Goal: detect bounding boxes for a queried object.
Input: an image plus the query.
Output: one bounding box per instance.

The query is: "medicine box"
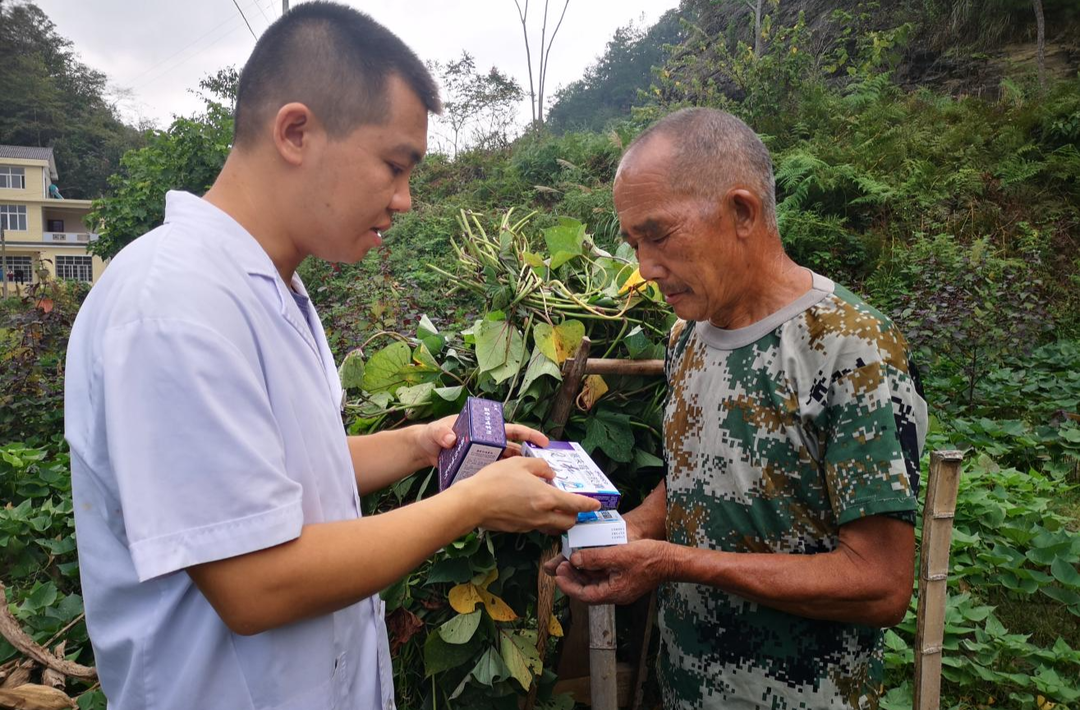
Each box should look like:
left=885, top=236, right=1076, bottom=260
left=561, top=509, right=628, bottom=559
left=438, top=397, right=507, bottom=491
left=521, top=441, right=621, bottom=509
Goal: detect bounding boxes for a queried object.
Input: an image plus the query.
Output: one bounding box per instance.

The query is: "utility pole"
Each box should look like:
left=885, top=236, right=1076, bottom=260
left=1, top=224, right=8, bottom=298
left=282, top=0, right=288, bottom=13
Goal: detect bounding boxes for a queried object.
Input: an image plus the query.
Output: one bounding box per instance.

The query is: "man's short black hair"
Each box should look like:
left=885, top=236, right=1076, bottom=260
left=233, top=1, right=442, bottom=147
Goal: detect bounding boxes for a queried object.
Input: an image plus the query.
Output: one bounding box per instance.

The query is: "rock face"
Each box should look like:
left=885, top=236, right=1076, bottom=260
left=674, top=0, right=1079, bottom=96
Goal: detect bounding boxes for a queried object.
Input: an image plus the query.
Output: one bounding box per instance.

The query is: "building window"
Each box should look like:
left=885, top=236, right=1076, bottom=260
left=1, top=256, right=33, bottom=283
left=55, top=255, right=94, bottom=282
left=0, top=167, right=26, bottom=190
left=0, top=204, right=27, bottom=231
left=47, top=219, right=65, bottom=232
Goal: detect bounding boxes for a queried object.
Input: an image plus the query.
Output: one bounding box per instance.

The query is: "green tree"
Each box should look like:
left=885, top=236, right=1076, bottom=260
left=0, top=0, right=144, bottom=199
left=547, top=10, right=684, bottom=132
left=429, top=52, right=524, bottom=157
left=86, top=70, right=236, bottom=259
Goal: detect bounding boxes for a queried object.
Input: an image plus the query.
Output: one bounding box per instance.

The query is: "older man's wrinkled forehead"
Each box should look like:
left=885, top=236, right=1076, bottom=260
left=614, top=132, right=679, bottom=190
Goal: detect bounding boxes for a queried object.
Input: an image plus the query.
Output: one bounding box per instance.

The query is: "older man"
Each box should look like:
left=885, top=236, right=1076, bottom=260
left=551, top=108, right=927, bottom=709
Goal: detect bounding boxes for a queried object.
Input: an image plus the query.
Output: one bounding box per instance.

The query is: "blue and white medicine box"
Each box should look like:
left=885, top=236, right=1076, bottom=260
left=521, top=441, right=621, bottom=510
left=561, top=509, right=628, bottom=559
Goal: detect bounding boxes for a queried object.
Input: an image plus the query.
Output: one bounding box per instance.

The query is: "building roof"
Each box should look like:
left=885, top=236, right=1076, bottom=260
left=0, top=145, right=58, bottom=180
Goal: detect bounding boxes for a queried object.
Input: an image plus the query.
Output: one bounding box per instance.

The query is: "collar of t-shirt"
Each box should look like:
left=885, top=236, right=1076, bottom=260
left=695, top=271, right=835, bottom=351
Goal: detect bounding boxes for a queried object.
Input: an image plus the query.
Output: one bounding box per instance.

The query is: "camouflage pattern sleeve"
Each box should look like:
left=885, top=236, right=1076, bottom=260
left=813, top=292, right=927, bottom=527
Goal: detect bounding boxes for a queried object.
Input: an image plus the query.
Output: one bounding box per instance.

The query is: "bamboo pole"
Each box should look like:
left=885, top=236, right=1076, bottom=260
left=544, top=347, right=666, bottom=708
left=914, top=450, right=964, bottom=710
left=589, top=604, right=618, bottom=710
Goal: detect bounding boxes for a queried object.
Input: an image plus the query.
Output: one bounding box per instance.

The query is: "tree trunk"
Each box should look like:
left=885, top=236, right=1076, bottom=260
left=754, top=0, right=763, bottom=58
left=1032, top=0, right=1046, bottom=92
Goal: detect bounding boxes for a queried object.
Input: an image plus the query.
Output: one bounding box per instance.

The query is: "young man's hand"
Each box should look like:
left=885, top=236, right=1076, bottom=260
left=455, top=456, right=599, bottom=535
left=413, top=416, right=551, bottom=468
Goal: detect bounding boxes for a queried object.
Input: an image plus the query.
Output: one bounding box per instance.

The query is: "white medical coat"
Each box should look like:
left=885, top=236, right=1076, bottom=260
left=64, top=191, right=394, bottom=710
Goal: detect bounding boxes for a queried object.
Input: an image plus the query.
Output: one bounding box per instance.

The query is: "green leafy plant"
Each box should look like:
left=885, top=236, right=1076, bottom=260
left=340, top=210, right=670, bottom=708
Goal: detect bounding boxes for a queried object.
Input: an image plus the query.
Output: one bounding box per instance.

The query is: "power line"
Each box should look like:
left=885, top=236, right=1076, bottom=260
left=231, top=0, right=258, bottom=40
left=132, top=22, right=246, bottom=92
left=125, top=0, right=266, bottom=88
left=254, top=0, right=272, bottom=27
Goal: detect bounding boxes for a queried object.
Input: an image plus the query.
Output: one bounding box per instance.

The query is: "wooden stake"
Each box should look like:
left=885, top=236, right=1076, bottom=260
left=548, top=337, right=592, bottom=440
left=914, top=450, right=964, bottom=710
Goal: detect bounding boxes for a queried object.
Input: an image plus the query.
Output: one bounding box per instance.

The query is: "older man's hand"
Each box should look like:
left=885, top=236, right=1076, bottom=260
left=552, top=539, right=673, bottom=605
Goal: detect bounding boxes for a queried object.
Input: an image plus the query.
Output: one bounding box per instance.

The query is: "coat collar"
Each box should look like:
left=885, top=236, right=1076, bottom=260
left=163, top=191, right=343, bottom=410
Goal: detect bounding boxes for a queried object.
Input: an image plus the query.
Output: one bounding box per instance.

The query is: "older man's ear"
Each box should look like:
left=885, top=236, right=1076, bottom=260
left=727, top=188, right=763, bottom=238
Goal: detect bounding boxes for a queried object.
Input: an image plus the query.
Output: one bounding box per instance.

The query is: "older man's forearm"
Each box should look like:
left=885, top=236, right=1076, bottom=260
left=623, top=480, right=669, bottom=541
left=662, top=515, right=915, bottom=627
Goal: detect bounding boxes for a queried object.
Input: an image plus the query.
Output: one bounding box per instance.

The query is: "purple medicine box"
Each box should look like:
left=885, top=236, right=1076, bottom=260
left=438, top=397, right=507, bottom=490
left=521, top=441, right=621, bottom=509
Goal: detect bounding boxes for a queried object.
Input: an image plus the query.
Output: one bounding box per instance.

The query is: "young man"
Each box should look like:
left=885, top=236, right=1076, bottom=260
left=64, top=5, right=597, bottom=710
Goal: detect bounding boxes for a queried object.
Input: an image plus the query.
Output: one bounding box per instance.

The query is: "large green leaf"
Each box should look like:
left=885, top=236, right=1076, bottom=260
left=519, top=347, right=562, bottom=395
left=338, top=350, right=366, bottom=390
left=470, top=646, right=512, bottom=687
left=1040, top=585, right=1080, bottom=606
left=424, top=632, right=478, bottom=677
left=475, top=319, right=525, bottom=384
left=582, top=409, right=635, bottom=462
left=434, top=385, right=466, bottom=402
left=632, top=448, right=665, bottom=470
left=425, top=557, right=473, bottom=585
left=1051, top=557, right=1080, bottom=588
left=362, top=342, right=410, bottom=393
left=499, top=629, right=541, bottom=691
left=542, top=219, right=585, bottom=269
left=20, top=582, right=58, bottom=613
left=398, top=382, right=435, bottom=408
left=439, top=610, right=482, bottom=645
left=418, top=314, right=439, bottom=339
left=362, top=341, right=441, bottom=394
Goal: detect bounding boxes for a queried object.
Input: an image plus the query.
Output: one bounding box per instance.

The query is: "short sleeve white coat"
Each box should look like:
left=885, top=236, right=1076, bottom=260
left=65, top=191, right=395, bottom=710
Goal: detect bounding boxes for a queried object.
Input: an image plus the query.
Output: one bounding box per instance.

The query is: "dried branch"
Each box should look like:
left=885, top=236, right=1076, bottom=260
left=0, top=583, right=96, bottom=681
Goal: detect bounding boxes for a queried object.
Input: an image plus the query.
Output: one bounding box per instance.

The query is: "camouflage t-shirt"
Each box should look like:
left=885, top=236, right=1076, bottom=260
left=658, top=271, right=927, bottom=710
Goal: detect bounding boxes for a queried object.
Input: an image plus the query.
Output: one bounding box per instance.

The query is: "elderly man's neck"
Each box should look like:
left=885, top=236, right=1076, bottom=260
left=708, top=252, right=812, bottom=330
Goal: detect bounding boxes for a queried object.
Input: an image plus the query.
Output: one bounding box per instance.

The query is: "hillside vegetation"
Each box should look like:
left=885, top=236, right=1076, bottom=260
left=2, top=1, right=1079, bottom=708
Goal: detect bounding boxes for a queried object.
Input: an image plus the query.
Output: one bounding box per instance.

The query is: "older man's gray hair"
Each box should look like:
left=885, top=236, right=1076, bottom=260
left=625, top=108, right=778, bottom=230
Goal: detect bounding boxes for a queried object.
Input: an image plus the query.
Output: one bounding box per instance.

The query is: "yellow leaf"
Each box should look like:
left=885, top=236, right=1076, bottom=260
left=577, top=374, right=608, bottom=411
left=474, top=568, right=498, bottom=589
left=618, top=267, right=649, bottom=295
left=450, top=569, right=518, bottom=620
left=547, top=615, right=564, bottom=638
left=448, top=582, right=484, bottom=614
left=479, top=588, right=519, bottom=621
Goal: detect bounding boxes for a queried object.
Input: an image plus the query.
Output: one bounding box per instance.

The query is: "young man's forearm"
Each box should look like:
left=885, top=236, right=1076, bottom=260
left=348, top=428, right=428, bottom=495
left=189, top=480, right=482, bottom=635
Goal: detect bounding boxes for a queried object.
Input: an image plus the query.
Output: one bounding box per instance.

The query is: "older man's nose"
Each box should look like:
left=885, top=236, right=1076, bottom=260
left=637, top=251, right=667, bottom=281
